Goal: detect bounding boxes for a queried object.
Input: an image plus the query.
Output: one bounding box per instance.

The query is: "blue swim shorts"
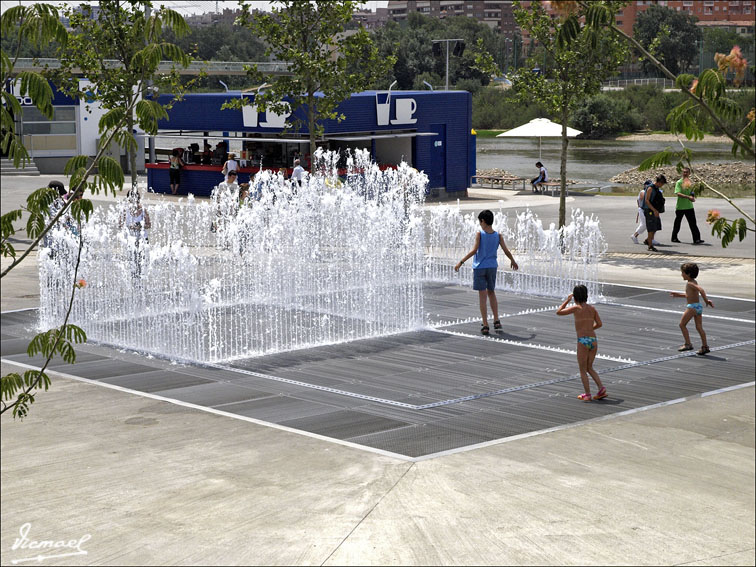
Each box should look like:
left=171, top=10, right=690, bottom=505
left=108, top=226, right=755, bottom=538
left=473, top=267, right=497, bottom=291
left=686, top=302, right=703, bottom=315
left=577, top=336, right=597, bottom=350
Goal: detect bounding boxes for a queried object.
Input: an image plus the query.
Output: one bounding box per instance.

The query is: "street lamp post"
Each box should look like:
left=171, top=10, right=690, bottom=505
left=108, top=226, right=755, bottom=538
left=504, top=37, right=512, bottom=75
left=432, top=38, right=465, bottom=90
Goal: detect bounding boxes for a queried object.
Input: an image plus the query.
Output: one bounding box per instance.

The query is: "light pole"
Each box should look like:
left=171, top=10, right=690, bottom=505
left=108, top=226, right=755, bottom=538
left=504, top=37, right=512, bottom=75
left=432, top=38, right=465, bottom=90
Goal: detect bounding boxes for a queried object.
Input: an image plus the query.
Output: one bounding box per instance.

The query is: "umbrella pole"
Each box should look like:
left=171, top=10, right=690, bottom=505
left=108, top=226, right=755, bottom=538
left=539, top=137, right=542, bottom=160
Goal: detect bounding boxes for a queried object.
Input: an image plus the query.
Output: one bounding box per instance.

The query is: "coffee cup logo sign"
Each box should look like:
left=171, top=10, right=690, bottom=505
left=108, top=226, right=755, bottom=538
left=241, top=98, right=291, bottom=129
left=375, top=92, right=417, bottom=126
left=4, top=79, right=33, bottom=106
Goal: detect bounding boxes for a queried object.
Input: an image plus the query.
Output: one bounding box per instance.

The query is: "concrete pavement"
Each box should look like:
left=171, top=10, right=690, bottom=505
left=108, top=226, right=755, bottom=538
left=1, top=175, right=754, bottom=565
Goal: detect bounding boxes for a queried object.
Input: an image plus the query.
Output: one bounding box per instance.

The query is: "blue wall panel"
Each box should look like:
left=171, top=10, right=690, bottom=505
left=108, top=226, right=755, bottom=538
left=154, top=90, right=472, bottom=193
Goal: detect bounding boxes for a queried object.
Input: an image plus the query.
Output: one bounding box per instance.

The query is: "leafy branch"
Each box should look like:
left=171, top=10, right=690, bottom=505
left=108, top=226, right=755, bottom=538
left=1, top=231, right=86, bottom=418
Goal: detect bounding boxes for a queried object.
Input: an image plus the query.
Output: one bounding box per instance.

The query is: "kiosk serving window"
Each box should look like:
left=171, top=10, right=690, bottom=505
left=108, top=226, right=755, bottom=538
left=21, top=106, right=77, bottom=154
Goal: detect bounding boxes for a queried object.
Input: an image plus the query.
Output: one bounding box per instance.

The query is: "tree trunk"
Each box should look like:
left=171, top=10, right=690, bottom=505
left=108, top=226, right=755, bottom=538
left=127, top=114, right=138, bottom=191
left=308, top=94, right=316, bottom=173
left=559, top=106, right=569, bottom=229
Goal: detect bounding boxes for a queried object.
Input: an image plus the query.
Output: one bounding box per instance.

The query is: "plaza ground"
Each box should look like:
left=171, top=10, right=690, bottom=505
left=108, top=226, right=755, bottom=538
left=1, top=176, right=754, bottom=565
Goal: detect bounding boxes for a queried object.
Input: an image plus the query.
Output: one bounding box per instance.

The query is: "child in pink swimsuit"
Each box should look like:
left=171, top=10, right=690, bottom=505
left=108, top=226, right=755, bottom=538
left=556, top=285, right=607, bottom=402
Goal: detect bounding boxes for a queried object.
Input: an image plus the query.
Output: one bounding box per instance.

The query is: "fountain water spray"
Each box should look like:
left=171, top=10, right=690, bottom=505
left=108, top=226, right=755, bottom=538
left=425, top=204, right=606, bottom=299
left=39, top=152, right=606, bottom=363
left=40, top=149, right=427, bottom=362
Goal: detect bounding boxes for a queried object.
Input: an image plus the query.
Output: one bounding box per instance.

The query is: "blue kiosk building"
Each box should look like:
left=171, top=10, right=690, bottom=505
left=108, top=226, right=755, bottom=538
left=146, top=89, right=475, bottom=197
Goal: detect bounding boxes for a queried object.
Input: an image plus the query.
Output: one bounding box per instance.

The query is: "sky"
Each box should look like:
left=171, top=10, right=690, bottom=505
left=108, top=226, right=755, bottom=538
left=0, top=1, right=389, bottom=16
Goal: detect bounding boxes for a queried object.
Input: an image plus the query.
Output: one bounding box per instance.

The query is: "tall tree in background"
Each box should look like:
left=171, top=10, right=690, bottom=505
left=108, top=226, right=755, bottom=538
left=370, top=12, right=506, bottom=91
left=53, top=0, right=190, bottom=189
left=513, top=0, right=628, bottom=229
left=235, top=0, right=394, bottom=167
left=634, top=5, right=701, bottom=76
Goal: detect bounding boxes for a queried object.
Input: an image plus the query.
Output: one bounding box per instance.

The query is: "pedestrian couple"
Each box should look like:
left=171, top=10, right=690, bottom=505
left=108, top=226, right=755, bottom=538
left=631, top=167, right=704, bottom=251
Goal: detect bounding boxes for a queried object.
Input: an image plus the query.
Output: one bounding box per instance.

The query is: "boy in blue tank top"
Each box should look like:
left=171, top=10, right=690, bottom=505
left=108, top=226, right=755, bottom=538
left=454, top=210, right=519, bottom=335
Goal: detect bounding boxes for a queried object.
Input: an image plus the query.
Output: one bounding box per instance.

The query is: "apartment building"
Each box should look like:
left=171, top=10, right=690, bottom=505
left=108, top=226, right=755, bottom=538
left=384, top=1, right=753, bottom=37
left=385, top=1, right=517, bottom=35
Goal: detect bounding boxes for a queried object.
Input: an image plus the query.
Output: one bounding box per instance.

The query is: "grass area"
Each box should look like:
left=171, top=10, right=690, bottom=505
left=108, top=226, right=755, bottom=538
left=474, top=129, right=505, bottom=138
left=594, top=182, right=755, bottom=198
left=698, top=182, right=755, bottom=199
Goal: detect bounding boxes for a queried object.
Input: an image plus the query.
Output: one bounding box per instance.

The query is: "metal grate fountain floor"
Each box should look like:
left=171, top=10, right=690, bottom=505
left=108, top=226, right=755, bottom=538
left=2, top=282, right=754, bottom=460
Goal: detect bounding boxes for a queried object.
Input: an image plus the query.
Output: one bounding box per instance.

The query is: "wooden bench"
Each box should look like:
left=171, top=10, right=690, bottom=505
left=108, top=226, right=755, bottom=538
left=537, top=181, right=564, bottom=197
left=472, top=175, right=527, bottom=191
left=501, top=176, right=527, bottom=191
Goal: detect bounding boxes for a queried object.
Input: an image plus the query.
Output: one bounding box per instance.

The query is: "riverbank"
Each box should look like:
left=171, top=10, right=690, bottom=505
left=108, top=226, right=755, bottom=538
left=614, top=132, right=740, bottom=143
left=610, top=161, right=755, bottom=187
left=476, top=129, right=748, bottom=144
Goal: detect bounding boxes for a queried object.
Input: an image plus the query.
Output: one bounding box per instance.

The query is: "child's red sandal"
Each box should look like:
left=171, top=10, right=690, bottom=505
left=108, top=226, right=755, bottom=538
left=577, top=393, right=592, bottom=402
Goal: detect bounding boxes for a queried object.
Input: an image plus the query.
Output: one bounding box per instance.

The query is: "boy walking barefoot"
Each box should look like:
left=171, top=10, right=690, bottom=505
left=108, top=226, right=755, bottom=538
left=556, top=285, right=607, bottom=402
left=670, top=262, right=714, bottom=355
left=454, top=210, right=518, bottom=335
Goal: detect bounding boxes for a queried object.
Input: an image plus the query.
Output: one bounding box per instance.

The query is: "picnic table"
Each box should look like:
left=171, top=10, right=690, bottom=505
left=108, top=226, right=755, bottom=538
left=538, top=181, right=563, bottom=196
left=472, top=175, right=528, bottom=191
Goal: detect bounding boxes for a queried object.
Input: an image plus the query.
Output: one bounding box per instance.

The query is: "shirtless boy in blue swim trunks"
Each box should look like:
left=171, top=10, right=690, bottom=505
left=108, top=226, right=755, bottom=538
left=669, top=262, right=714, bottom=355
left=557, top=285, right=607, bottom=402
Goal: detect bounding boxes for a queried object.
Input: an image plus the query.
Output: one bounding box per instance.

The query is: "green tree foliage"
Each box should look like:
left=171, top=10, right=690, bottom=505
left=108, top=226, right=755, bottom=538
left=162, top=21, right=267, bottom=90
left=703, top=28, right=755, bottom=63
left=512, top=0, right=628, bottom=228
left=370, top=12, right=506, bottom=91
left=472, top=87, right=551, bottom=129
left=234, top=0, right=394, bottom=168
left=634, top=5, right=701, bottom=76
left=52, top=0, right=190, bottom=190
left=1, top=4, right=67, bottom=169
left=1, top=2, right=192, bottom=419
left=570, top=94, right=642, bottom=138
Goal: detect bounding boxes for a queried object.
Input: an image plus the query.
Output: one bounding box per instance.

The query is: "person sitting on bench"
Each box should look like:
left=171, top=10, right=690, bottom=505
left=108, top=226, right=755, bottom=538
left=531, top=161, right=548, bottom=193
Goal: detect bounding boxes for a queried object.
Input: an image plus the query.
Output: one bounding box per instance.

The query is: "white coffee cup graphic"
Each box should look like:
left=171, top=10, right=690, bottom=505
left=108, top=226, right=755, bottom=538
left=260, top=104, right=290, bottom=128
left=375, top=91, right=391, bottom=126
left=242, top=103, right=258, bottom=127
left=393, top=98, right=417, bottom=124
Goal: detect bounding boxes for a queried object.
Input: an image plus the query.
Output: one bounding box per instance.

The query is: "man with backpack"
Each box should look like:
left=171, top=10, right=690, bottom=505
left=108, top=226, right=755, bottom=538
left=643, top=174, right=667, bottom=252
left=631, top=179, right=660, bottom=246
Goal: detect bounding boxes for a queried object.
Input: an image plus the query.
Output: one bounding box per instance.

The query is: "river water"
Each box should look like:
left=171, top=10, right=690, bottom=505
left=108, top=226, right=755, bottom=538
left=475, top=137, right=739, bottom=186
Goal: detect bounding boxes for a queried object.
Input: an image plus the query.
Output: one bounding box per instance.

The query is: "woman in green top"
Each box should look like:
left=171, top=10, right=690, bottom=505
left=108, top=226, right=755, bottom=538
left=671, top=167, right=704, bottom=244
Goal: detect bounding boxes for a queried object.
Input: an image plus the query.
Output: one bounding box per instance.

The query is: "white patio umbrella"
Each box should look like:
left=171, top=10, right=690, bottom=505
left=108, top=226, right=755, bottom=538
left=496, top=118, right=582, bottom=160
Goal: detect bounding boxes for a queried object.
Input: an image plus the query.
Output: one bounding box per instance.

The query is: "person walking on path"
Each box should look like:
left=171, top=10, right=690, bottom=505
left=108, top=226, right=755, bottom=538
left=643, top=174, right=667, bottom=252
left=670, top=262, right=714, bottom=355
left=169, top=149, right=185, bottom=195
left=454, top=209, right=519, bottom=335
left=556, top=284, right=607, bottom=402
left=671, top=167, right=704, bottom=244
left=631, top=180, right=659, bottom=246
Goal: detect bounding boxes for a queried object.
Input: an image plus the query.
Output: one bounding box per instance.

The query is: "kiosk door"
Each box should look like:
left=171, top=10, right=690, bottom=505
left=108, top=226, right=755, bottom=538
left=428, top=124, right=446, bottom=188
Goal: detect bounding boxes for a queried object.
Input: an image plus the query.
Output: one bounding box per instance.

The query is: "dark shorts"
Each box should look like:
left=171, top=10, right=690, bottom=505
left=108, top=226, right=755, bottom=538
left=473, top=267, right=497, bottom=291
left=645, top=210, right=662, bottom=232
left=169, top=168, right=181, bottom=184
